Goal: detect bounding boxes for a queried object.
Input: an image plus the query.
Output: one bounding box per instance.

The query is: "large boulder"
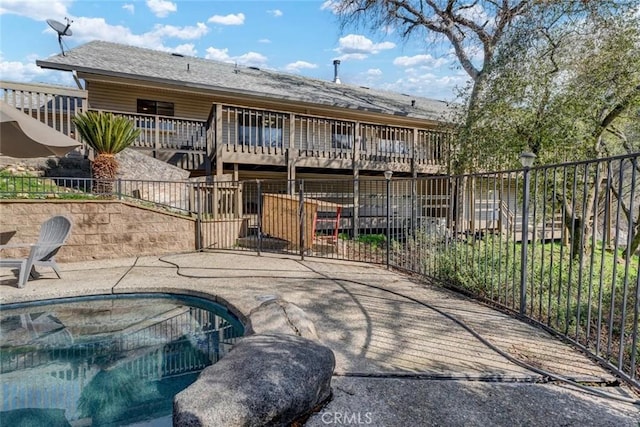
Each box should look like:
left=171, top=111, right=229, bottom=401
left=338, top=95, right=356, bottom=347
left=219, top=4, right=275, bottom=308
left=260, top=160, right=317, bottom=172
left=173, top=333, right=335, bottom=426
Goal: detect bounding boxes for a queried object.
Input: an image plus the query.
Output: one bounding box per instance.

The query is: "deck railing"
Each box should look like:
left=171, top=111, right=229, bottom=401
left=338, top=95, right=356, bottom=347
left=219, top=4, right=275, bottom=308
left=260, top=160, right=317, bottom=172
left=0, top=80, right=87, bottom=155
left=0, top=80, right=450, bottom=171
left=91, top=109, right=207, bottom=152
left=219, top=105, right=289, bottom=156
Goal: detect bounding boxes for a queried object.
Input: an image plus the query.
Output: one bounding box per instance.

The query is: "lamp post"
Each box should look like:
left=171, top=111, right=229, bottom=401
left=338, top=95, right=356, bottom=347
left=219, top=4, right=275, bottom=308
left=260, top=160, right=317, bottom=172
left=384, top=170, right=393, bottom=269
left=519, top=151, right=535, bottom=315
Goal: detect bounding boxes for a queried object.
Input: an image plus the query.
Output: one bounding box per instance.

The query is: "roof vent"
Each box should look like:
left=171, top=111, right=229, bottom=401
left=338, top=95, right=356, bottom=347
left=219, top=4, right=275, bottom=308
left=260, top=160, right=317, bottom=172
left=248, top=66, right=260, bottom=71
left=333, top=59, right=341, bottom=84
left=171, top=53, right=184, bottom=57
left=411, top=100, right=416, bottom=107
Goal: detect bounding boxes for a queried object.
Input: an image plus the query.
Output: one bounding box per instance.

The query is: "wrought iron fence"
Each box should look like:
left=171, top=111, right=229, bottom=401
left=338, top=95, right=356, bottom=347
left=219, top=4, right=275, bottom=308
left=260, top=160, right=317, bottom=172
left=0, top=175, right=235, bottom=218
left=384, top=154, right=639, bottom=388
left=1, top=152, right=638, bottom=388
left=221, top=154, right=640, bottom=388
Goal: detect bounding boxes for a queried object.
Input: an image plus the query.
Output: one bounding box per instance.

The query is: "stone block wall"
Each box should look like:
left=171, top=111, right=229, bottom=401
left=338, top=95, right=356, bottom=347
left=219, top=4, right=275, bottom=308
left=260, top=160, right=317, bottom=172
left=0, top=201, right=196, bottom=262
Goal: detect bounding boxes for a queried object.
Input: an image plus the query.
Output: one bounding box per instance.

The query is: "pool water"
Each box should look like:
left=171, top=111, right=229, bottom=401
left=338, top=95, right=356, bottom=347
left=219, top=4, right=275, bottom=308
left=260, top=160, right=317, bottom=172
left=0, top=294, right=244, bottom=427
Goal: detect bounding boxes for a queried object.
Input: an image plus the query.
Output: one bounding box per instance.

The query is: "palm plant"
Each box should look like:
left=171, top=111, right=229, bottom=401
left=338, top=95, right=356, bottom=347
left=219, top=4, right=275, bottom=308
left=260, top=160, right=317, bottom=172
left=72, top=111, right=140, bottom=194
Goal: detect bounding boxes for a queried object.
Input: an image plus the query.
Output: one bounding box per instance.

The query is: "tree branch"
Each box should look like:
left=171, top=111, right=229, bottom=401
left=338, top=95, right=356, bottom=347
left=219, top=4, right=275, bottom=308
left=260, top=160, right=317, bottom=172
left=594, top=84, right=640, bottom=140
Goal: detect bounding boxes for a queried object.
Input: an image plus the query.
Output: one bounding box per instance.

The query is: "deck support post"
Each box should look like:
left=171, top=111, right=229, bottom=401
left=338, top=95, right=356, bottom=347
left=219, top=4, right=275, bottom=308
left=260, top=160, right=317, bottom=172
left=352, top=123, right=361, bottom=239
left=214, top=103, right=224, bottom=177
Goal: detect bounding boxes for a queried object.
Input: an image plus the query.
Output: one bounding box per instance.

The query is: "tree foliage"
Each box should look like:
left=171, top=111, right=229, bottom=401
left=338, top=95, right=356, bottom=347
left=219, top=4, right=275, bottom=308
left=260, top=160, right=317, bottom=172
left=332, top=0, right=639, bottom=171
left=467, top=7, right=640, bottom=170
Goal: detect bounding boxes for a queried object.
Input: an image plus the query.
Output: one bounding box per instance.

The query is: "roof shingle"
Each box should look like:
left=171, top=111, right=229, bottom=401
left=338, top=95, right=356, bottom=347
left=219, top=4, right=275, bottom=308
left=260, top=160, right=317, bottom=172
left=37, top=40, right=452, bottom=122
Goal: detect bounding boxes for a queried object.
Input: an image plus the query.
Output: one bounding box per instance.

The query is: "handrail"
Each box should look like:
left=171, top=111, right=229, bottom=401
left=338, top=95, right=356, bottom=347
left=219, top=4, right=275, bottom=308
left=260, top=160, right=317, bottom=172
left=499, top=200, right=515, bottom=233
left=90, top=107, right=206, bottom=124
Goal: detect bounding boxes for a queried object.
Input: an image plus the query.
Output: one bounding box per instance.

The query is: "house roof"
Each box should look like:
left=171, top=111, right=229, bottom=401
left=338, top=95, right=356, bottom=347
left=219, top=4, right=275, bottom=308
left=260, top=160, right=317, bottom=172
left=37, top=41, right=453, bottom=123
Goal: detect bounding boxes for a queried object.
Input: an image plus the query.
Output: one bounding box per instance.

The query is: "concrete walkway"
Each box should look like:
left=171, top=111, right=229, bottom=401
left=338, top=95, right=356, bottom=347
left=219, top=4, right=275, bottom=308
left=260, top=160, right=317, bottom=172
left=1, top=250, right=639, bottom=426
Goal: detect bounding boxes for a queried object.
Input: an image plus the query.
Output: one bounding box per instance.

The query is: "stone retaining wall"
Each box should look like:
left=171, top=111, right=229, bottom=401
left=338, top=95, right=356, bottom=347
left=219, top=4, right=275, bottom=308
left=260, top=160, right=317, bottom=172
left=0, top=200, right=196, bottom=262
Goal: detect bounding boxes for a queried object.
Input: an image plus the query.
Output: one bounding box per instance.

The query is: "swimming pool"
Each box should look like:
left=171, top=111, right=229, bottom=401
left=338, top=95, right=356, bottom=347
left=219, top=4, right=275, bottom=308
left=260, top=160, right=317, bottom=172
left=0, top=293, right=244, bottom=426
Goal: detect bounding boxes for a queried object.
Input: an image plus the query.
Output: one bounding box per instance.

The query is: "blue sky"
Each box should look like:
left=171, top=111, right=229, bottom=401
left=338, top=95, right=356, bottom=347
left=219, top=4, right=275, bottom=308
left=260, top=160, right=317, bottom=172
left=0, top=0, right=469, bottom=101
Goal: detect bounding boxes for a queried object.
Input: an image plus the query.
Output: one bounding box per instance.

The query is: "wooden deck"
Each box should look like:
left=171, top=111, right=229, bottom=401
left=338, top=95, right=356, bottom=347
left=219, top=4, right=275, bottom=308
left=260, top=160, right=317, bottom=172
left=0, top=80, right=451, bottom=176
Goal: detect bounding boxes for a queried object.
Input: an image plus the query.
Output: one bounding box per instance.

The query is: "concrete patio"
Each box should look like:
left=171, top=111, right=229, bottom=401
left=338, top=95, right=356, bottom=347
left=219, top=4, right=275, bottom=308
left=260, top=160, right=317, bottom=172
left=1, top=250, right=639, bottom=426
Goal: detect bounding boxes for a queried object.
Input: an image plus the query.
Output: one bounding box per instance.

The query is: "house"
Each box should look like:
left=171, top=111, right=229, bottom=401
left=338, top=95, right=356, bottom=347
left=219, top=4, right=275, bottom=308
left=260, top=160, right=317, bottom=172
left=31, top=40, right=453, bottom=183
left=1, top=41, right=467, bottom=249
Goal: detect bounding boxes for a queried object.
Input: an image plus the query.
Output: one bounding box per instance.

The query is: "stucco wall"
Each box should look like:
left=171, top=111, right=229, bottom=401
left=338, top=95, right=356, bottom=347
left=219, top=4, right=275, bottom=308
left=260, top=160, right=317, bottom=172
left=0, top=200, right=196, bottom=262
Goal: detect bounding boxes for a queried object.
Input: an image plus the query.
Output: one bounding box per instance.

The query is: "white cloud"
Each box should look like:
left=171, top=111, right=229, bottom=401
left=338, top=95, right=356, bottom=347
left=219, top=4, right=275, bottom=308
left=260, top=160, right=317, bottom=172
left=366, top=68, right=383, bottom=76
left=172, top=43, right=197, bottom=56
left=150, top=22, right=208, bottom=40
left=60, top=17, right=135, bottom=44
left=320, top=0, right=356, bottom=14
left=258, top=38, right=271, bottom=44
left=207, top=13, right=245, bottom=26
left=268, top=9, right=283, bottom=18
left=122, top=4, right=135, bottom=14
left=335, top=34, right=395, bottom=58
left=382, top=68, right=469, bottom=101
left=284, top=61, right=317, bottom=73
left=146, top=0, right=176, bottom=18
left=320, top=1, right=339, bottom=12
left=234, top=52, right=268, bottom=67
left=204, top=47, right=231, bottom=62
left=61, top=17, right=206, bottom=54
left=0, top=0, right=70, bottom=20
left=393, top=54, right=449, bottom=69
left=0, top=53, right=74, bottom=85
left=204, top=47, right=267, bottom=68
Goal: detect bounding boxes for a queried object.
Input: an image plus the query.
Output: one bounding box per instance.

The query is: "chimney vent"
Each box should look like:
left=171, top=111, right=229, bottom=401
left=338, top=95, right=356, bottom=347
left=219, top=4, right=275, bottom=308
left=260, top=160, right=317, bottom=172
left=333, top=59, right=341, bottom=84
left=411, top=99, right=416, bottom=107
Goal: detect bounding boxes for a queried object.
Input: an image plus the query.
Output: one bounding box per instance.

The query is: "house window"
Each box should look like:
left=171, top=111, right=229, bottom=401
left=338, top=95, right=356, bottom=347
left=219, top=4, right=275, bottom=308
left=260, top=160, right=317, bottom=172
left=331, top=122, right=354, bottom=150
left=137, top=99, right=174, bottom=116
left=238, top=111, right=283, bottom=147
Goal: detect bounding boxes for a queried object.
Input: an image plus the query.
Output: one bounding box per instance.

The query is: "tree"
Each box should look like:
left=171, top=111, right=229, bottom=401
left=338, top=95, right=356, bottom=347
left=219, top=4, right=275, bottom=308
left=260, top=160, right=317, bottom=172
left=332, top=0, right=635, bottom=171
left=73, top=111, right=140, bottom=194
left=474, top=9, right=640, bottom=258
left=334, top=1, right=639, bottom=257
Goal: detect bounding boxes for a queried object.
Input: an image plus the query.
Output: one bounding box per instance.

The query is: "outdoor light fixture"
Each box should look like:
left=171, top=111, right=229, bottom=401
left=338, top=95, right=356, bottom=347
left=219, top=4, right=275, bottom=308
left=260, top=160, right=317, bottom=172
left=519, top=151, right=536, bottom=168
left=384, top=170, right=393, bottom=180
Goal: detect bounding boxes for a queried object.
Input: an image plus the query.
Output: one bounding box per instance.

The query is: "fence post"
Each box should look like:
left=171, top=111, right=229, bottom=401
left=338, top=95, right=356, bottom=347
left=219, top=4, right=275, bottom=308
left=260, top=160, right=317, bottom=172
left=116, top=178, right=122, bottom=200
left=519, top=152, right=536, bottom=315
left=256, top=180, right=262, bottom=256
left=385, top=171, right=393, bottom=269
left=195, top=182, right=202, bottom=251
left=299, top=180, right=305, bottom=261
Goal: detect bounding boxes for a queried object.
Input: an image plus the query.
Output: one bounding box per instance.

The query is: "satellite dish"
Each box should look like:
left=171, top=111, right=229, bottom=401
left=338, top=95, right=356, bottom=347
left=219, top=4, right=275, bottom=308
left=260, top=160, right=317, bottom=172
left=47, top=17, right=73, bottom=56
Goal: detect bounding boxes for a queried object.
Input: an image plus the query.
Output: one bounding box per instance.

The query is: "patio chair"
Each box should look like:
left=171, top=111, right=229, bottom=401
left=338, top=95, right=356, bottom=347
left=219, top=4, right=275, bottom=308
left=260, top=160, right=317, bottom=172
left=0, top=215, right=73, bottom=288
